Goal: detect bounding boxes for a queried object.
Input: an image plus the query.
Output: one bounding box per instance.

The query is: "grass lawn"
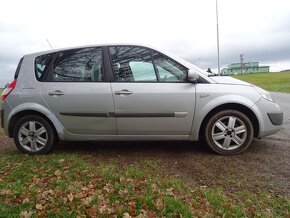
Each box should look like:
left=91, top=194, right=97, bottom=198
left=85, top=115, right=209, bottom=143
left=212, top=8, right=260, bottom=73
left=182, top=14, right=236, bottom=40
left=0, top=147, right=289, bottom=217
left=231, top=72, right=290, bottom=93
left=0, top=89, right=3, bottom=95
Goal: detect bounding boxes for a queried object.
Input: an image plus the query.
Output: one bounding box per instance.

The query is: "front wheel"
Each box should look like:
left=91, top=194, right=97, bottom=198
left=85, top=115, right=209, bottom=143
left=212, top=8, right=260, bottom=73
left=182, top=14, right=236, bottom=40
left=205, top=110, right=254, bottom=155
left=13, top=115, right=57, bottom=154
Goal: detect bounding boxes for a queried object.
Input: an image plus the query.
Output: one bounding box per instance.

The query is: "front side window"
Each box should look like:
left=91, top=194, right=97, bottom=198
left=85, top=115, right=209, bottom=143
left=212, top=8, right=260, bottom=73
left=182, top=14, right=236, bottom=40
left=51, top=47, right=103, bottom=82
left=109, top=46, right=188, bottom=82
left=152, top=51, right=188, bottom=82
left=109, top=46, right=157, bottom=82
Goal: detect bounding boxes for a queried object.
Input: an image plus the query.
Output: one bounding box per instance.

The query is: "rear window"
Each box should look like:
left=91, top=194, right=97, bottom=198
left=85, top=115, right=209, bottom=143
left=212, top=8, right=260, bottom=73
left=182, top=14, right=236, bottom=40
left=14, top=57, right=23, bottom=79
left=35, top=53, right=55, bottom=81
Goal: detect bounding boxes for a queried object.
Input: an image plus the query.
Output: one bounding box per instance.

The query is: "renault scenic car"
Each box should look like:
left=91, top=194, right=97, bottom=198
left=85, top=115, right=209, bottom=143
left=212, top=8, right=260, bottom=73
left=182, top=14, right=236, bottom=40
left=0, top=44, right=283, bottom=155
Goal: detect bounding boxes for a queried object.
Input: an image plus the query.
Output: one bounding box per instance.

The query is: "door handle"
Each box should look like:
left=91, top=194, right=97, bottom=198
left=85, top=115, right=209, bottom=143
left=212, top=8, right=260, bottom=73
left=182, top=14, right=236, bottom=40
left=115, top=89, right=133, bottom=95
left=48, top=90, right=65, bottom=96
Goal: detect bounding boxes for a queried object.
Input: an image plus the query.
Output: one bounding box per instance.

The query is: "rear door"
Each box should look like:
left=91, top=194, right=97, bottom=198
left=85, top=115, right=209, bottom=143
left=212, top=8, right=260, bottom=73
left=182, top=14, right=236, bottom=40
left=109, top=46, right=196, bottom=136
left=39, top=47, right=116, bottom=135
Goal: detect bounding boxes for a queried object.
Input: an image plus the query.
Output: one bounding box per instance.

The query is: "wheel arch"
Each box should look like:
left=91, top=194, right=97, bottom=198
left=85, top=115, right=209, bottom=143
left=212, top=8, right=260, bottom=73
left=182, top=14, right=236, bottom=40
left=8, top=110, right=59, bottom=139
left=198, top=103, right=259, bottom=140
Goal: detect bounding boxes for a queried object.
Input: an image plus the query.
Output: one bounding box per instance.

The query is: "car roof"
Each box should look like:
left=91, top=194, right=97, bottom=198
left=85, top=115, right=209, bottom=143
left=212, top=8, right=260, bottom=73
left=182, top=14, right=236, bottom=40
left=26, top=43, right=157, bottom=56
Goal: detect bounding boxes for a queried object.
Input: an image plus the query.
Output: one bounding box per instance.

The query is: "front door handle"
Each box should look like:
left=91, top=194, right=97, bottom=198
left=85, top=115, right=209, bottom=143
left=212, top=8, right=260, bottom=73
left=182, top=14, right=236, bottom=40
left=115, top=89, right=133, bottom=95
left=48, top=90, right=65, bottom=96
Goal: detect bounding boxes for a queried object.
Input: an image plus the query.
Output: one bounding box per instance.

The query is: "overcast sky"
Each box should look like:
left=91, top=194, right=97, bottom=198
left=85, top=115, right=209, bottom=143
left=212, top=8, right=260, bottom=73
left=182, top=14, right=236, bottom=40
left=1, top=0, right=290, bottom=87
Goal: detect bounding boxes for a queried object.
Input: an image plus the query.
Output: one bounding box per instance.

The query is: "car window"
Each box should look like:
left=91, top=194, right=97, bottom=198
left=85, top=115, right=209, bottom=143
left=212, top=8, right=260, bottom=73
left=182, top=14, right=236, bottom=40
left=152, top=51, right=188, bottom=82
left=14, top=57, right=23, bottom=79
left=35, top=53, right=54, bottom=80
left=109, top=46, right=157, bottom=82
left=51, top=47, right=103, bottom=82
left=129, top=61, right=157, bottom=81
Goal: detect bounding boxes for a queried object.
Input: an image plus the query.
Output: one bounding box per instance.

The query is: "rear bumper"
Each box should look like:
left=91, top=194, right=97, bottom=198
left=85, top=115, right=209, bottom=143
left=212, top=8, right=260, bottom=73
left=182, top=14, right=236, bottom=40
left=1, top=100, right=13, bottom=136
left=0, top=109, right=3, bottom=128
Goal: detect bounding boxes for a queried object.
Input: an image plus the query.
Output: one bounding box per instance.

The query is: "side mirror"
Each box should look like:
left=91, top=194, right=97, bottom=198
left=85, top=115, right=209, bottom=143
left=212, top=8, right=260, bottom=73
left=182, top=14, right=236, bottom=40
left=187, top=70, right=199, bottom=81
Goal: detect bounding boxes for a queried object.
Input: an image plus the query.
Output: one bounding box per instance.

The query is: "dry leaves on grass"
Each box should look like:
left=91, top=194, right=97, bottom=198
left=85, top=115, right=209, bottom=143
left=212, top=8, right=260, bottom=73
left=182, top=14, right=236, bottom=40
left=20, top=211, right=33, bottom=218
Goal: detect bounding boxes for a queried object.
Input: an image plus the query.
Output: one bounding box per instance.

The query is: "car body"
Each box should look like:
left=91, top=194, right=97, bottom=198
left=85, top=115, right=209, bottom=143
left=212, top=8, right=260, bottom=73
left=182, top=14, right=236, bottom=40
left=0, top=44, right=283, bottom=155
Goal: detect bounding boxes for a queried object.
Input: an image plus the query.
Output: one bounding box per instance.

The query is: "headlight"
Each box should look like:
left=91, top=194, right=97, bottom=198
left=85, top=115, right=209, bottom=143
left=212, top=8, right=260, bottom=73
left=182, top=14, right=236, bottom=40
left=254, top=86, right=274, bottom=102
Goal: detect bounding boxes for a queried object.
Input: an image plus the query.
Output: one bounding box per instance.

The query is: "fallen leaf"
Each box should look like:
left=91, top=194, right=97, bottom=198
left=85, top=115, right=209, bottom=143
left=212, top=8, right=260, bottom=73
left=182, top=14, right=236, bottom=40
left=118, top=189, right=129, bottom=195
left=120, top=176, right=126, bottom=183
left=48, top=189, right=54, bottom=195
left=126, top=178, right=134, bottom=183
left=22, top=198, right=30, bottom=203
left=128, top=201, right=136, bottom=208
left=148, top=210, right=156, bottom=217
left=36, top=204, right=43, bottom=210
left=99, top=205, right=114, bottom=215
left=151, top=184, right=158, bottom=193
left=54, top=170, right=61, bottom=177
left=68, top=193, right=74, bottom=202
left=155, top=198, right=164, bottom=210
left=166, top=187, right=174, bottom=196
left=20, top=211, right=33, bottom=218
left=41, top=190, right=49, bottom=199
left=0, top=189, right=11, bottom=195
left=87, top=183, right=94, bottom=189
left=135, top=213, right=146, bottom=218
left=82, top=196, right=92, bottom=207
left=139, top=209, right=147, bottom=216
left=103, top=183, right=115, bottom=194
left=123, top=212, right=131, bottom=218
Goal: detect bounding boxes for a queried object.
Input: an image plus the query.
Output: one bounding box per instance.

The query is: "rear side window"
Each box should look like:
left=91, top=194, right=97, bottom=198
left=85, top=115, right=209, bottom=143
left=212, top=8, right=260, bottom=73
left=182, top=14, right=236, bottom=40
left=51, top=47, right=103, bottom=82
left=35, top=53, right=55, bottom=81
left=14, top=57, right=24, bottom=79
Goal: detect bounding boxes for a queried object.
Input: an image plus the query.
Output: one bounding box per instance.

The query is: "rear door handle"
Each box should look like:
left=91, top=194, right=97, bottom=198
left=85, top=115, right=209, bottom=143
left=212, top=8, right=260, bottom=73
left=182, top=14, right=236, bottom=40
left=115, top=89, right=133, bottom=95
left=48, top=90, right=65, bottom=96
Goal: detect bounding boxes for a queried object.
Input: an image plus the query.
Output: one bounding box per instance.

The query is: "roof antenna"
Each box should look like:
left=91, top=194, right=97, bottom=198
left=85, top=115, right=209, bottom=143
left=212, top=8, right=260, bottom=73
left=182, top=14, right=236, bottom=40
left=46, top=39, right=53, bottom=49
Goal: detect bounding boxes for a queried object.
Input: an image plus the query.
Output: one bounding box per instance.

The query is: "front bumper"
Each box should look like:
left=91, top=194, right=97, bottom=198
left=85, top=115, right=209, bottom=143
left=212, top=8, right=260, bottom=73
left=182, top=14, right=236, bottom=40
left=268, top=112, right=283, bottom=125
left=252, top=97, right=283, bottom=138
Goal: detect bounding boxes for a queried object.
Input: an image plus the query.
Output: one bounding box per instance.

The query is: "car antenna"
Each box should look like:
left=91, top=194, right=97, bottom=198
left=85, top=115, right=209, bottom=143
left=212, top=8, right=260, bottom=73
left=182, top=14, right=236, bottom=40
left=46, top=39, right=53, bottom=49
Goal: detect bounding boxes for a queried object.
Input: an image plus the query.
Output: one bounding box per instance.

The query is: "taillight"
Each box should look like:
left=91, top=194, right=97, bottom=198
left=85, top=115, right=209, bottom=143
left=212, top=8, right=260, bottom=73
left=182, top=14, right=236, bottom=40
left=1, top=79, right=17, bottom=101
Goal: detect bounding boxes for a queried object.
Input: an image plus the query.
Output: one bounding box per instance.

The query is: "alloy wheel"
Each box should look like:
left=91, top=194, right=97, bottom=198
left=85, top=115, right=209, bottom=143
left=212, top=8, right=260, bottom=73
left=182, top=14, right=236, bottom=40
left=211, top=115, right=247, bottom=150
left=18, top=121, right=48, bottom=152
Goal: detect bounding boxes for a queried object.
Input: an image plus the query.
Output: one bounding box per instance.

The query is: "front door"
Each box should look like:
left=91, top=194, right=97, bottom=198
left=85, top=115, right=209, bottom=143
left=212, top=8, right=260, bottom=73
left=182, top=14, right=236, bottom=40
left=109, top=46, right=196, bottom=135
left=40, top=47, right=116, bottom=135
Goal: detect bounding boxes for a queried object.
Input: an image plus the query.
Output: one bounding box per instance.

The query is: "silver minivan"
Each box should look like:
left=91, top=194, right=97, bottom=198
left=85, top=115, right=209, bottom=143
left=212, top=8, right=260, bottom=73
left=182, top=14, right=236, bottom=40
left=0, top=44, right=283, bottom=155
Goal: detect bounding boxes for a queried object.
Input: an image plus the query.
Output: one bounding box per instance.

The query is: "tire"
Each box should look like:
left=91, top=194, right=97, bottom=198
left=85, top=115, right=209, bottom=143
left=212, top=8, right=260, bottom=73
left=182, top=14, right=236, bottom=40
left=205, top=110, right=254, bottom=155
left=13, top=115, right=57, bottom=154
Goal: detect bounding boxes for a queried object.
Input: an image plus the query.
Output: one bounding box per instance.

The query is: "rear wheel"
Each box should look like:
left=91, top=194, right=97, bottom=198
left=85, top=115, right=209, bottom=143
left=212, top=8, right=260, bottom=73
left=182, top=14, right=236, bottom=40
left=13, top=115, right=57, bottom=154
left=205, top=110, right=254, bottom=155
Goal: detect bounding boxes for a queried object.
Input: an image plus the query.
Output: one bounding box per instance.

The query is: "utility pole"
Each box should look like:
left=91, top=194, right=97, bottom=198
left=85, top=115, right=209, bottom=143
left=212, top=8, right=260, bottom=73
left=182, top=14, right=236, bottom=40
left=240, top=54, right=245, bottom=75
left=216, top=0, right=221, bottom=76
